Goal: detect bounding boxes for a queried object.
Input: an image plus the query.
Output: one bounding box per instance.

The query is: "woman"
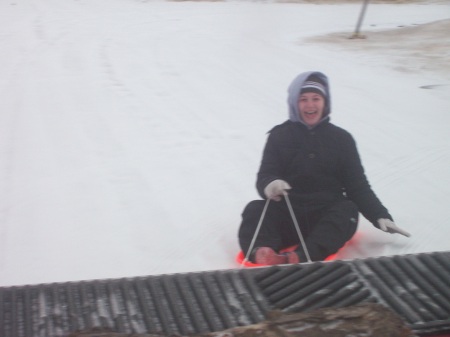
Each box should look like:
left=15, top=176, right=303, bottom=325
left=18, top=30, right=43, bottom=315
left=238, top=71, right=410, bottom=265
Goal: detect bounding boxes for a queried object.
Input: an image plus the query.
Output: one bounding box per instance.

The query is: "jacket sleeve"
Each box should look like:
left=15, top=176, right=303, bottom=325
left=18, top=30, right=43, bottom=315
left=256, top=131, right=284, bottom=199
left=340, top=134, right=393, bottom=226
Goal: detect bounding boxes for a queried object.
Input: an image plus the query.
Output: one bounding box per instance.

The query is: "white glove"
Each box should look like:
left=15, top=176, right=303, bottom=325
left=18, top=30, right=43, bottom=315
left=264, top=179, right=291, bottom=202
left=377, top=218, right=411, bottom=237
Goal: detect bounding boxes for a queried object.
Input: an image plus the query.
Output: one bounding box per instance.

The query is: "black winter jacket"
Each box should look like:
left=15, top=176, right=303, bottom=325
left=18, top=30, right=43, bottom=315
left=256, top=119, right=392, bottom=227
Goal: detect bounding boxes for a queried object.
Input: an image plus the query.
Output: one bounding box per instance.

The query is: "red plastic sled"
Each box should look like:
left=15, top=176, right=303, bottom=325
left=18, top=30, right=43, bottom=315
left=236, top=247, right=337, bottom=267
left=236, top=232, right=362, bottom=267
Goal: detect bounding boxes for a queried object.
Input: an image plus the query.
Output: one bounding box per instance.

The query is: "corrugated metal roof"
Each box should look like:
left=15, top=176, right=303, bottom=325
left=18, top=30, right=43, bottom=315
left=1, top=251, right=449, bottom=337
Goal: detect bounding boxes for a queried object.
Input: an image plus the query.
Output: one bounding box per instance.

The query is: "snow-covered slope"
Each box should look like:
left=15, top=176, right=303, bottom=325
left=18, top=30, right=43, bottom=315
left=0, top=0, right=449, bottom=286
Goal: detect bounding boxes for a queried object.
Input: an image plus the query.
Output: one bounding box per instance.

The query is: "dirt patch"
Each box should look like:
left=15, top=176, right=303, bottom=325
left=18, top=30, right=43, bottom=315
left=279, top=0, right=410, bottom=3
left=168, top=0, right=448, bottom=2
left=167, top=0, right=225, bottom=2
left=276, top=0, right=447, bottom=3
left=307, top=19, right=450, bottom=79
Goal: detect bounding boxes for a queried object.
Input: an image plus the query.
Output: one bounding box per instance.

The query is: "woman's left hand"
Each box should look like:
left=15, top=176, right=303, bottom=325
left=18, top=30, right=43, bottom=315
left=377, top=219, right=411, bottom=237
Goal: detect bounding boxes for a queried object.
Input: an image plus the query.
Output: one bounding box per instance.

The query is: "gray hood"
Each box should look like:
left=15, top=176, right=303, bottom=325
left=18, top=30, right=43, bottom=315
left=287, top=71, right=331, bottom=127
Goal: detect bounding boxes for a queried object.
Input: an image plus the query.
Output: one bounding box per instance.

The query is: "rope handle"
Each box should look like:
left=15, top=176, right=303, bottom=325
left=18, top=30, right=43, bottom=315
left=241, top=195, right=312, bottom=267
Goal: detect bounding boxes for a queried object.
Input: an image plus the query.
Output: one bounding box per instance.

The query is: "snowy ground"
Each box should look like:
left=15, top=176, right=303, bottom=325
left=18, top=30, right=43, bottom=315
left=0, top=0, right=449, bottom=287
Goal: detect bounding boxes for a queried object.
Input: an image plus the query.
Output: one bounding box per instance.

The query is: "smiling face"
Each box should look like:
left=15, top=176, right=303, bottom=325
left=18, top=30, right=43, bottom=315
left=298, top=92, right=325, bottom=127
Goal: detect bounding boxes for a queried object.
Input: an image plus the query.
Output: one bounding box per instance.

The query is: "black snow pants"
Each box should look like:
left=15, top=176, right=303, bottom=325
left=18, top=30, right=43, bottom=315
left=238, top=198, right=358, bottom=262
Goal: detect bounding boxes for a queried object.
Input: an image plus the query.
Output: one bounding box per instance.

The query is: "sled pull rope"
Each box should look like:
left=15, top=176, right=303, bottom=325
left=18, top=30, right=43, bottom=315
left=241, top=198, right=270, bottom=267
left=285, top=194, right=312, bottom=263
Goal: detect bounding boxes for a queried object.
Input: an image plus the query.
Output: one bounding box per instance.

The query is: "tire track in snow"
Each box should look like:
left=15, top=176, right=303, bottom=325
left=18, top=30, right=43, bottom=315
left=0, top=0, right=59, bottom=272
left=81, top=18, right=223, bottom=265
left=370, top=145, right=450, bottom=191
left=368, top=145, right=450, bottom=255
left=90, top=21, right=254, bottom=264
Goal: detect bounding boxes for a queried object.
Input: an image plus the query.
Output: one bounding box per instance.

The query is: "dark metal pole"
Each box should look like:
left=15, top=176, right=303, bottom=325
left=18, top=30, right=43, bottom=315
left=351, top=0, right=370, bottom=39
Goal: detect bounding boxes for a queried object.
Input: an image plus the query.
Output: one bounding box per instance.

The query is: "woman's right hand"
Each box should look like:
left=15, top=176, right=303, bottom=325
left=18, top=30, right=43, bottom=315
left=264, top=179, right=291, bottom=201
